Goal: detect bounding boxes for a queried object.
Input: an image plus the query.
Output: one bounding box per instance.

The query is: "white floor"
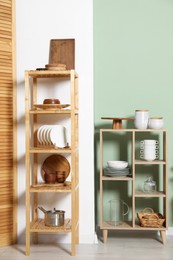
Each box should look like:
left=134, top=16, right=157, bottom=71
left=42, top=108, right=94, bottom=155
left=1, top=231, right=173, bottom=260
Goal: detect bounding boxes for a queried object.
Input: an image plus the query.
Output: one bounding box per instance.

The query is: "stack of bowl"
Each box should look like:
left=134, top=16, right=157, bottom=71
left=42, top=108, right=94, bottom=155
left=104, top=160, right=130, bottom=177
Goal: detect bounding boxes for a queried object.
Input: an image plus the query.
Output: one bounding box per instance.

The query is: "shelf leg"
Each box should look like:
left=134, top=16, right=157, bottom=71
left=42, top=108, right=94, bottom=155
left=32, top=233, right=38, bottom=244
left=71, top=230, right=76, bottom=256
left=103, top=229, right=108, bottom=243
left=160, top=230, right=166, bottom=244
left=75, top=224, right=79, bottom=244
left=25, top=233, right=30, bottom=256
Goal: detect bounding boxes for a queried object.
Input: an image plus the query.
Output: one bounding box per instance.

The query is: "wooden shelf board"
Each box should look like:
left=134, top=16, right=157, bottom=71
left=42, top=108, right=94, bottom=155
left=134, top=224, right=166, bottom=231
left=135, top=191, right=166, bottom=197
left=30, top=182, right=71, bottom=193
left=26, top=70, right=78, bottom=78
left=30, top=109, right=71, bottom=114
left=102, top=176, right=133, bottom=181
left=101, top=221, right=132, bottom=230
left=30, top=218, right=71, bottom=233
left=101, top=222, right=166, bottom=231
left=29, top=147, right=71, bottom=154
left=135, top=160, right=166, bottom=165
left=100, top=129, right=167, bottom=133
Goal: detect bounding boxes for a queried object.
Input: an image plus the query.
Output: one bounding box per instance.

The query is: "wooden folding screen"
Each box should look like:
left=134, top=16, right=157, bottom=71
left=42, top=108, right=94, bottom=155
left=0, top=0, right=17, bottom=246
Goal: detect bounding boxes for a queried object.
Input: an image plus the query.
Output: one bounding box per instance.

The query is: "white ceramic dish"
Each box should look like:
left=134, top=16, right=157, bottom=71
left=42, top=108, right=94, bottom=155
left=148, top=117, right=164, bottom=129
left=50, top=125, right=67, bottom=148
left=107, top=160, right=128, bottom=169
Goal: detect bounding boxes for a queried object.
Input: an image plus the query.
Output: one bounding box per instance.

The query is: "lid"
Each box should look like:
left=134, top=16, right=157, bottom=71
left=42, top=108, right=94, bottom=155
left=144, top=176, right=156, bottom=185
left=135, top=109, right=149, bottom=112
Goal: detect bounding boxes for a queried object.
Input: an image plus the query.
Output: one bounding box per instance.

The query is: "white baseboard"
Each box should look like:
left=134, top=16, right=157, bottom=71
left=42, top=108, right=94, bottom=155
left=167, top=227, right=173, bottom=235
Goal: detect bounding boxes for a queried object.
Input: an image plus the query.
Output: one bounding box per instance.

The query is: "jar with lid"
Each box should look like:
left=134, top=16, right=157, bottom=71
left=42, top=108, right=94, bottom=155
left=143, top=177, right=156, bottom=193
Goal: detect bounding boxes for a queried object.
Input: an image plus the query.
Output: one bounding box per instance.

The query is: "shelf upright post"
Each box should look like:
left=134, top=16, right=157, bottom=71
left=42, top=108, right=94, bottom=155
left=25, top=71, right=30, bottom=256
left=132, top=130, right=135, bottom=228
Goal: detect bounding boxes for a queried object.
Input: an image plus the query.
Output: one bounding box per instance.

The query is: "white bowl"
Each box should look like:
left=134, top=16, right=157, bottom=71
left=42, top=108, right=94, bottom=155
left=148, top=117, right=164, bottom=129
left=107, top=160, right=128, bottom=169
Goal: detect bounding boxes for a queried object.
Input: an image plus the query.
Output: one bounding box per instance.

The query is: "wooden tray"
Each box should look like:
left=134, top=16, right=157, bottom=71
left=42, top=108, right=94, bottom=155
left=34, top=104, right=70, bottom=110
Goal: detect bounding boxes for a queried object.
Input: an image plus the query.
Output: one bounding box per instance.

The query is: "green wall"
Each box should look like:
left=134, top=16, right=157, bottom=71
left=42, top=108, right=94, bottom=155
left=94, top=0, right=173, bottom=226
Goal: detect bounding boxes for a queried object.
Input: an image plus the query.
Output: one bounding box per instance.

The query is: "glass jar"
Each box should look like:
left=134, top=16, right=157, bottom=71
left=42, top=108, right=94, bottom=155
left=143, top=177, right=156, bottom=193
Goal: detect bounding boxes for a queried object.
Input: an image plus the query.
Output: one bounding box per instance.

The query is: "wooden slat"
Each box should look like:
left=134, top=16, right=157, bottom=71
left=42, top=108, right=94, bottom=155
left=0, top=0, right=17, bottom=247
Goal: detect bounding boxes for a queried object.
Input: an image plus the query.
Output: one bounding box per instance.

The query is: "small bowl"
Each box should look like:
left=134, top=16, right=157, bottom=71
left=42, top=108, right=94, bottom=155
left=148, top=117, right=164, bottom=129
left=43, top=99, right=60, bottom=104
left=44, top=172, right=56, bottom=184
left=107, top=160, right=128, bottom=169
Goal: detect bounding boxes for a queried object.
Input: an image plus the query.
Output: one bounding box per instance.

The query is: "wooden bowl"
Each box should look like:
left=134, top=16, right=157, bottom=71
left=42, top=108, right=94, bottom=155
left=43, top=99, right=60, bottom=104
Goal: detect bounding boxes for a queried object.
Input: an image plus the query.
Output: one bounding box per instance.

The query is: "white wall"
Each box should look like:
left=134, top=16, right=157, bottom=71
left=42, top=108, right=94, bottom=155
left=16, top=0, right=95, bottom=244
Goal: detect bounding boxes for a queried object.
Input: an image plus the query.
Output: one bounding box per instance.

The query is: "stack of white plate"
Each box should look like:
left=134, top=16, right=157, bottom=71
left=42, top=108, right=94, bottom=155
left=104, top=160, right=130, bottom=177
left=37, top=125, right=67, bottom=148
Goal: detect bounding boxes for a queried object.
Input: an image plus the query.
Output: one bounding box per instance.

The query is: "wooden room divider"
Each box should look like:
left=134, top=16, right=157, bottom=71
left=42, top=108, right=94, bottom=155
left=0, top=0, right=17, bottom=246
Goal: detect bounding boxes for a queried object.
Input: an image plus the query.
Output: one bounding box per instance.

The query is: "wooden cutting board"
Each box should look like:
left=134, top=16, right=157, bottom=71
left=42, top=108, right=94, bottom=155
left=49, top=39, right=75, bottom=70
left=41, top=154, right=70, bottom=181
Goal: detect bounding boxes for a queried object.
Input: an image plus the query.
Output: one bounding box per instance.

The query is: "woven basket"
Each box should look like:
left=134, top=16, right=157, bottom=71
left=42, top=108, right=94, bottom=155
left=137, top=207, right=165, bottom=228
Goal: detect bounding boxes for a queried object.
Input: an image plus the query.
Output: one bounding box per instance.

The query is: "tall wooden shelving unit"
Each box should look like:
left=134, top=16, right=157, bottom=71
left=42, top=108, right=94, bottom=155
left=100, top=128, right=168, bottom=244
left=25, top=70, right=79, bottom=256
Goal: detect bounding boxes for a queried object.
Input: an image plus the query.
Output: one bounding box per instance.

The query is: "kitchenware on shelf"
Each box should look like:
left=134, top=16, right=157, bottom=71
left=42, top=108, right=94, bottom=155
left=38, top=206, right=65, bottom=227
left=140, top=140, right=159, bottom=146
left=134, top=110, right=149, bottom=129
left=148, top=117, right=164, bottom=129
left=43, top=98, right=60, bottom=104
left=143, top=177, right=156, bottom=193
left=56, top=171, right=66, bottom=183
left=140, top=139, right=159, bottom=161
left=104, top=166, right=130, bottom=177
left=140, top=153, right=159, bottom=161
left=107, top=160, right=128, bottom=170
left=41, top=154, right=70, bottom=183
left=137, top=208, right=165, bottom=228
left=101, top=117, right=134, bottom=129
left=34, top=104, right=70, bottom=110
left=44, top=172, right=56, bottom=184
left=37, top=125, right=67, bottom=148
left=50, top=125, right=67, bottom=148
left=109, top=199, right=129, bottom=226
left=49, top=39, right=75, bottom=70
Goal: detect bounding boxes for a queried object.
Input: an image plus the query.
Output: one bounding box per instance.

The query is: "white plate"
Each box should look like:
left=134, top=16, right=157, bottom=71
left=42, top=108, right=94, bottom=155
left=45, top=126, right=52, bottom=145
left=42, top=125, right=50, bottom=145
left=50, top=125, right=67, bottom=148
left=37, top=126, right=45, bottom=145
left=40, top=126, right=47, bottom=145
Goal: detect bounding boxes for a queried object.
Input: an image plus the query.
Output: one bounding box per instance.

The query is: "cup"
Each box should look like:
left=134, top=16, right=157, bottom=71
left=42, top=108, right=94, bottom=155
left=134, top=110, right=149, bottom=129
left=140, top=140, right=159, bottom=145
left=140, top=149, right=159, bottom=155
left=140, top=154, right=159, bottom=161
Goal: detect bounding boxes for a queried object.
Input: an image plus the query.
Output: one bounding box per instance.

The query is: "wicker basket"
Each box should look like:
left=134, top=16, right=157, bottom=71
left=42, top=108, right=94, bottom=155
left=137, top=208, right=165, bottom=228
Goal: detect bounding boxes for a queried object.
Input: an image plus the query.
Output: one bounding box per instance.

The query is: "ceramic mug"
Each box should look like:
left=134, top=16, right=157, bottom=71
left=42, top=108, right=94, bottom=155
left=140, top=149, right=159, bottom=154
left=140, top=153, right=159, bottom=161
left=140, top=140, right=159, bottom=145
